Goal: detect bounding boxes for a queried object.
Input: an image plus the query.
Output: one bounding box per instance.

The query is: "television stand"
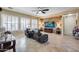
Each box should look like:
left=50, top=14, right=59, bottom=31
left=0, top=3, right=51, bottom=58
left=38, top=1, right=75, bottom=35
left=44, top=28, right=53, bottom=33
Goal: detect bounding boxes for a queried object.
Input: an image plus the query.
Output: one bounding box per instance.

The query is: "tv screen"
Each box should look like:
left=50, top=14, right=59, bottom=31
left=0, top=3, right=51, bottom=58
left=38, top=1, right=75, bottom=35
left=45, top=22, right=56, bottom=29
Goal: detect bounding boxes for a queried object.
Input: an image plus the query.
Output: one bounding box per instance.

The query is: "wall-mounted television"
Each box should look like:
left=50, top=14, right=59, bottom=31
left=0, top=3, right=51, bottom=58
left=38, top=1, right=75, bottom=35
left=45, top=21, right=56, bottom=29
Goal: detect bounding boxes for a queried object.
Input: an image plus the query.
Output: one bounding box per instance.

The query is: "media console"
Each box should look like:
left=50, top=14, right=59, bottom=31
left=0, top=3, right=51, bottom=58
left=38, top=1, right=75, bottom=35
left=44, top=28, right=53, bottom=33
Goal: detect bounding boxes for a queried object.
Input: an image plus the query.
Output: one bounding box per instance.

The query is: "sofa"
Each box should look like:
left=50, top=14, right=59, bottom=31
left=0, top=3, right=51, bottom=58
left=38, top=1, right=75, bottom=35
left=25, top=28, right=48, bottom=43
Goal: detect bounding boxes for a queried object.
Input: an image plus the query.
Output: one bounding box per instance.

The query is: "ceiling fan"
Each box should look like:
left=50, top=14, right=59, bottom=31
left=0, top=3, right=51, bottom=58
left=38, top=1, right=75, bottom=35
left=32, top=7, right=49, bottom=14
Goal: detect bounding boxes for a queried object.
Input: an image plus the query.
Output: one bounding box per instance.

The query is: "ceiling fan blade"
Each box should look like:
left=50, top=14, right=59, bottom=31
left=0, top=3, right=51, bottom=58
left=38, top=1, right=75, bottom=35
left=8, top=7, right=13, bottom=9
left=42, top=9, right=49, bottom=11
left=41, top=11, right=46, bottom=14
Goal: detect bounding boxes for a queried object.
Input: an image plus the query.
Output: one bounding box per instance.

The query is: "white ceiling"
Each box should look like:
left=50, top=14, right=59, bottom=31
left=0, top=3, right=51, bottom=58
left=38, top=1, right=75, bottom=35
left=2, top=7, right=78, bottom=18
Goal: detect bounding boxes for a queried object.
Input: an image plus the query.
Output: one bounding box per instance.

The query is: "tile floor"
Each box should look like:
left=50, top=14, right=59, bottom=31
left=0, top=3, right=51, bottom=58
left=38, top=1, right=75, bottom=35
left=6, top=32, right=79, bottom=52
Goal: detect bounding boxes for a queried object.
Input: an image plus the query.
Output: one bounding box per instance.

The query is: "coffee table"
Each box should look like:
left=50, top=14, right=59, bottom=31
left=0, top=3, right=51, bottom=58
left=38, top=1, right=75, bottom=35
left=0, top=34, right=16, bottom=52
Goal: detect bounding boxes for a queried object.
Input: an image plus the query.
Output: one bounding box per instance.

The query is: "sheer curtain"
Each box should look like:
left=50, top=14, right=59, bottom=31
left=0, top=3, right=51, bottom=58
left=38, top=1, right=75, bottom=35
left=1, top=14, right=38, bottom=31
left=20, top=17, right=30, bottom=30
left=31, top=19, right=38, bottom=29
left=1, top=14, right=19, bottom=31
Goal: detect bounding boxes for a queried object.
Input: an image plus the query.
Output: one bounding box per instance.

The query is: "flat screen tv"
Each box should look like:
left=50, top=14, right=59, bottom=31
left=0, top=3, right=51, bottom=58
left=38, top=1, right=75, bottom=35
left=45, top=22, right=56, bottom=29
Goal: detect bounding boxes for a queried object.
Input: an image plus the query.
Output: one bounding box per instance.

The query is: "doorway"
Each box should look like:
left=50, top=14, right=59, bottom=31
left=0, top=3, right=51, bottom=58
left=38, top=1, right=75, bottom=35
left=63, top=14, right=77, bottom=36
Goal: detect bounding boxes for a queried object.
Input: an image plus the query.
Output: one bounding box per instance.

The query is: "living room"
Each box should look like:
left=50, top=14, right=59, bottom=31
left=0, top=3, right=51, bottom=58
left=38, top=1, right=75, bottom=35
left=0, top=7, right=79, bottom=52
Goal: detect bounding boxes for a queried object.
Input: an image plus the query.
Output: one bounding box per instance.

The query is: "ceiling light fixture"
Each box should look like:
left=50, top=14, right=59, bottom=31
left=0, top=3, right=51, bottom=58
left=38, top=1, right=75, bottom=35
left=32, top=7, right=49, bottom=15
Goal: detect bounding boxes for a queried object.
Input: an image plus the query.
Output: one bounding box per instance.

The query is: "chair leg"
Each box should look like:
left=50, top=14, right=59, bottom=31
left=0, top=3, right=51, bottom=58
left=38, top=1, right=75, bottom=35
left=13, top=40, right=16, bottom=52
left=13, top=46, right=16, bottom=52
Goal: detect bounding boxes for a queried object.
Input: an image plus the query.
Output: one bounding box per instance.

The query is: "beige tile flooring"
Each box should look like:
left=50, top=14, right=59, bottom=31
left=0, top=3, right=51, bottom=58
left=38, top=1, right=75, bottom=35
left=6, top=32, right=79, bottom=52
left=27, top=32, right=79, bottom=52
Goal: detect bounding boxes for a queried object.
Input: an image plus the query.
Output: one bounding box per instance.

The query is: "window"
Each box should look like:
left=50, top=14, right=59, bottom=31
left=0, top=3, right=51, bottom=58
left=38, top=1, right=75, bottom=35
left=1, top=14, right=38, bottom=31
left=1, top=14, right=19, bottom=31
left=31, top=19, right=38, bottom=29
left=11, top=16, right=19, bottom=31
left=21, top=17, right=30, bottom=30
